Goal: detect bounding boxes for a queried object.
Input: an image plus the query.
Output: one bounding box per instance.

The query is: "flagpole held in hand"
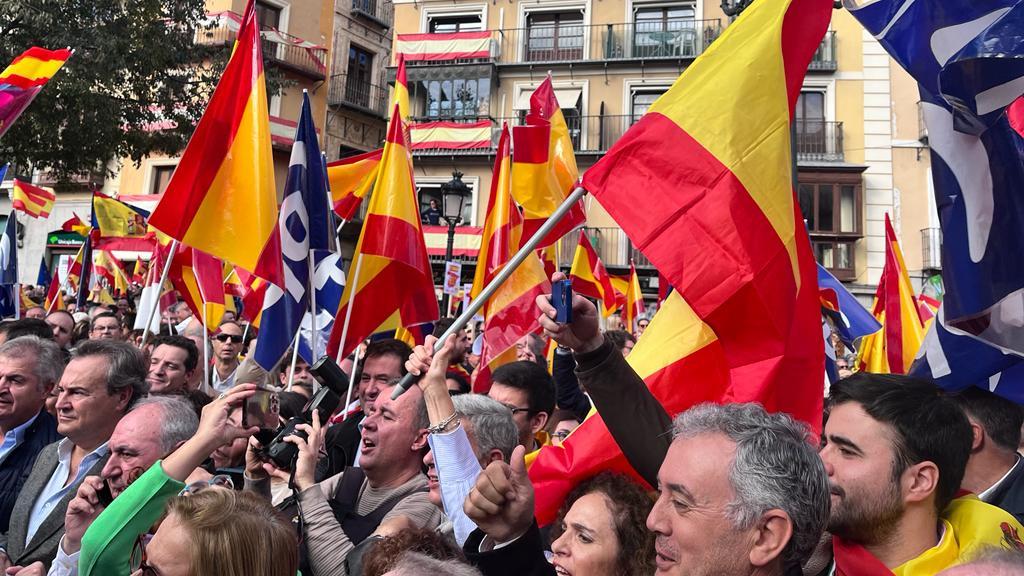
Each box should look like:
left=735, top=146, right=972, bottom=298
left=140, top=239, right=177, bottom=350
left=391, top=185, right=587, bottom=399
left=287, top=330, right=300, bottom=391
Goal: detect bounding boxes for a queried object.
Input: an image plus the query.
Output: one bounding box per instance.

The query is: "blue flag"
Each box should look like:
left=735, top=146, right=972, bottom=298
left=845, top=0, right=1024, bottom=395
left=0, top=164, right=8, bottom=184
left=297, top=250, right=346, bottom=364
left=0, top=214, right=18, bottom=318
left=75, top=236, right=93, bottom=309
left=253, top=93, right=332, bottom=371
left=817, top=264, right=881, bottom=351
left=37, top=256, right=50, bottom=287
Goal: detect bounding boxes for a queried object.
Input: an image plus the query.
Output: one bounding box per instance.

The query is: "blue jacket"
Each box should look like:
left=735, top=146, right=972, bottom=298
left=0, top=410, right=61, bottom=533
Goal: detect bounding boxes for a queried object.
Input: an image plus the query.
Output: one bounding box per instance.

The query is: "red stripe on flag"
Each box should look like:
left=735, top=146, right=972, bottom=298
left=397, top=31, right=491, bottom=42
left=511, top=124, right=551, bottom=164
left=472, top=279, right=550, bottom=393
left=780, top=0, right=834, bottom=119
left=359, top=214, right=432, bottom=274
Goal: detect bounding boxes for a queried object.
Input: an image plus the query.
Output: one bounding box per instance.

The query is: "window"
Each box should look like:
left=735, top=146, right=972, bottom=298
left=346, top=45, right=374, bottom=108
left=631, top=89, right=666, bottom=123
left=417, top=77, right=490, bottom=119
left=633, top=5, right=697, bottom=58
left=796, top=91, right=826, bottom=156
left=417, top=181, right=475, bottom=227
left=799, top=173, right=862, bottom=280
left=150, top=165, right=175, bottom=195
left=254, top=1, right=282, bottom=29
left=525, top=12, right=584, bottom=62
left=429, top=15, right=483, bottom=33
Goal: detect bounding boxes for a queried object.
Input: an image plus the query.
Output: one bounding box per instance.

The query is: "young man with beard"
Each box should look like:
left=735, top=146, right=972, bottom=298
left=819, top=374, right=1024, bottom=574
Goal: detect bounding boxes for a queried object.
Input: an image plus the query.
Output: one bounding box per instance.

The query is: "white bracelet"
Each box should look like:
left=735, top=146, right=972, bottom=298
left=427, top=410, right=461, bottom=434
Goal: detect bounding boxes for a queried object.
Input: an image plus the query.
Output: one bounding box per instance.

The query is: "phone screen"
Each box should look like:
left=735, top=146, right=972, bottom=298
left=243, top=387, right=280, bottom=429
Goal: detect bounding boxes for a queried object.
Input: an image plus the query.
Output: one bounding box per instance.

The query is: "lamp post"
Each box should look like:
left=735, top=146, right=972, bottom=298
left=439, top=170, right=469, bottom=315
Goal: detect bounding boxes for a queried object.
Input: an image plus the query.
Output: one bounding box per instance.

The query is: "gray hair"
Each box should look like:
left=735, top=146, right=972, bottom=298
left=72, top=340, right=150, bottom=408
left=453, top=394, right=518, bottom=465
left=0, top=336, right=65, bottom=390
left=388, top=551, right=482, bottom=576
left=130, top=395, right=199, bottom=453
left=672, top=403, right=829, bottom=568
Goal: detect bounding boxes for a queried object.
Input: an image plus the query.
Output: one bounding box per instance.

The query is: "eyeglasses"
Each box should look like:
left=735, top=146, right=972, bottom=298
left=177, top=474, right=234, bottom=496
left=553, top=429, right=573, bottom=440
left=501, top=403, right=531, bottom=416
left=214, top=334, right=243, bottom=344
left=130, top=534, right=156, bottom=575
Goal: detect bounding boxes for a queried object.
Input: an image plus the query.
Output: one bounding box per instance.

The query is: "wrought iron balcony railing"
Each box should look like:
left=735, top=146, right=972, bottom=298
left=328, top=74, right=389, bottom=118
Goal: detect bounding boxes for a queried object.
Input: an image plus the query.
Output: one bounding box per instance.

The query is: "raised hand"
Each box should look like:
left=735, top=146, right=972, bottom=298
left=463, top=445, right=535, bottom=543
left=535, top=272, right=603, bottom=354
left=63, top=476, right=107, bottom=554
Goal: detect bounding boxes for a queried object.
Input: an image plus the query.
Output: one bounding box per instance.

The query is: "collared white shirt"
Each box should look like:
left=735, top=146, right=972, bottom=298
left=25, top=439, right=109, bottom=547
left=980, top=453, right=1023, bottom=502
left=0, top=411, right=40, bottom=467
left=211, top=366, right=238, bottom=394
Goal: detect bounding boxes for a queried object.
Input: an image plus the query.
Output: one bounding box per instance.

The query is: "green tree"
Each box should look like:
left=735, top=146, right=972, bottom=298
left=0, top=0, right=283, bottom=185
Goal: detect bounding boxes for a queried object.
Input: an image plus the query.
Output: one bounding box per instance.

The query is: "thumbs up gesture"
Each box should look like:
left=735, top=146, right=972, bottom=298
left=463, top=445, right=536, bottom=543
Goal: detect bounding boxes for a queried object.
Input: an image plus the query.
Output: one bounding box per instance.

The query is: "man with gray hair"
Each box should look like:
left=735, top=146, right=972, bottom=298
left=0, top=340, right=147, bottom=570
left=0, top=337, right=64, bottom=534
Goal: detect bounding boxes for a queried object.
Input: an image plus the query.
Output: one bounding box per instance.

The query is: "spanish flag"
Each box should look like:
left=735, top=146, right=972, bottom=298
left=621, top=263, right=645, bottom=333
left=471, top=125, right=551, bottom=392
left=569, top=233, right=621, bottom=317
left=857, top=214, right=926, bottom=375
left=61, top=214, right=90, bottom=237
left=168, top=245, right=206, bottom=328
left=131, top=259, right=147, bottom=285
left=532, top=0, right=828, bottom=521
left=327, top=149, right=382, bottom=220
left=93, top=250, right=130, bottom=297
left=326, top=106, right=438, bottom=359
left=91, top=193, right=152, bottom=251
left=0, top=47, right=72, bottom=139
left=393, top=53, right=410, bottom=122
left=147, top=0, right=282, bottom=286
left=44, top=270, right=64, bottom=313
left=11, top=180, right=56, bottom=219
left=193, top=248, right=227, bottom=329
left=510, top=78, right=586, bottom=249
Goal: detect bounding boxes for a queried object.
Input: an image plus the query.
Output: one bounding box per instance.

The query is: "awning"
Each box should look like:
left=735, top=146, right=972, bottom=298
left=513, top=88, right=582, bottom=110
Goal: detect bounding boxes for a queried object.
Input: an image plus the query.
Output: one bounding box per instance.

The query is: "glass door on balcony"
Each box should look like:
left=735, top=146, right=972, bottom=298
left=633, top=5, right=696, bottom=58
left=796, top=91, right=826, bottom=157
left=525, top=12, right=584, bottom=62
left=631, top=90, right=664, bottom=124
left=428, top=15, right=483, bottom=33
left=346, top=45, right=374, bottom=109
left=255, top=1, right=282, bottom=60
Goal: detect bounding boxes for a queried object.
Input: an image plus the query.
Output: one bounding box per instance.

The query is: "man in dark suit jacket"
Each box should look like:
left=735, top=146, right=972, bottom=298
left=0, top=340, right=147, bottom=570
left=0, top=337, right=64, bottom=533
left=954, top=386, right=1024, bottom=523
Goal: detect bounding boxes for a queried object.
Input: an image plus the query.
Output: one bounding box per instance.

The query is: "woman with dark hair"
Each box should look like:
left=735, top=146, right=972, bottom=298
left=549, top=472, right=655, bottom=576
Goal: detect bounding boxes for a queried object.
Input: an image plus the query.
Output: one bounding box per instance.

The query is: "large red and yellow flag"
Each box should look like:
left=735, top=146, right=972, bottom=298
left=531, top=0, right=831, bottom=523
left=93, top=250, right=129, bottom=297
left=0, top=47, right=72, bottom=139
left=326, top=106, right=438, bottom=359
left=168, top=245, right=205, bottom=328
left=147, top=0, right=281, bottom=286
left=193, top=249, right=227, bottom=329
left=11, top=180, right=56, bottom=219
left=510, top=78, right=586, bottom=248
left=393, top=53, right=410, bottom=122
left=857, top=215, right=926, bottom=374
left=327, top=149, right=383, bottom=220
left=471, top=125, right=552, bottom=391
left=569, top=233, right=621, bottom=317
left=621, top=263, right=645, bottom=332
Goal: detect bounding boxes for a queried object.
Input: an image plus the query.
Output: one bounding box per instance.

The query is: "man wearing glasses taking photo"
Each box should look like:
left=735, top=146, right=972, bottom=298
left=210, top=322, right=244, bottom=394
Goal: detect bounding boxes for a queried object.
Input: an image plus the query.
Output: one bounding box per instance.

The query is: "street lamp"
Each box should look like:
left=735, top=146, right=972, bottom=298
left=439, top=170, right=469, bottom=314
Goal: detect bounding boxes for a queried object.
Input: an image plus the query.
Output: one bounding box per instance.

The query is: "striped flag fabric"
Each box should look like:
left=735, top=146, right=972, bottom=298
left=296, top=250, right=346, bottom=364
left=569, top=232, right=621, bottom=317
left=393, top=53, right=409, bottom=122
left=395, top=32, right=491, bottom=62
left=857, top=214, right=926, bottom=374
left=91, top=193, right=153, bottom=251
left=44, top=269, right=64, bottom=313
left=134, top=243, right=175, bottom=333
left=193, top=249, right=227, bottom=329
left=817, top=263, right=881, bottom=351
left=147, top=0, right=282, bottom=286
left=532, top=0, right=830, bottom=524
left=253, top=93, right=331, bottom=371
left=61, top=214, right=90, bottom=237
left=510, top=78, right=586, bottom=248
left=0, top=47, right=72, bottom=139
left=11, top=180, right=56, bottom=219
left=621, top=263, right=645, bottom=333
left=470, top=125, right=551, bottom=392
left=326, top=105, right=438, bottom=360
left=327, top=149, right=382, bottom=220
left=131, top=259, right=147, bottom=285
left=409, top=121, right=491, bottom=151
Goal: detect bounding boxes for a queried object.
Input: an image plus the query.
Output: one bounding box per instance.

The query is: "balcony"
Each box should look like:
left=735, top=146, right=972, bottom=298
left=496, top=20, right=721, bottom=64
left=328, top=74, right=389, bottom=118
left=809, top=31, right=837, bottom=72
left=351, top=0, right=392, bottom=29
left=410, top=115, right=636, bottom=156
left=795, top=120, right=844, bottom=162
left=197, top=12, right=328, bottom=81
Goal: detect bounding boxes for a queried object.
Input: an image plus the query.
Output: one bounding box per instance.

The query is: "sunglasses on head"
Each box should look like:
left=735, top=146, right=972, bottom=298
left=177, top=474, right=234, bottom=496
left=214, top=333, right=243, bottom=343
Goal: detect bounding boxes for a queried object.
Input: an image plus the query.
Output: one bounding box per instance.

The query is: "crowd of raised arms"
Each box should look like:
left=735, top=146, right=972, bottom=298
left=0, top=280, right=1022, bottom=576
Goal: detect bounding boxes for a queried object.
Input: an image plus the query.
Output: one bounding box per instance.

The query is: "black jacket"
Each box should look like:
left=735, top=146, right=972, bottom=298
left=316, top=412, right=363, bottom=482
left=983, top=456, right=1024, bottom=525
left=464, top=522, right=555, bottom=576
left=0, top=411, right=60, bottom=534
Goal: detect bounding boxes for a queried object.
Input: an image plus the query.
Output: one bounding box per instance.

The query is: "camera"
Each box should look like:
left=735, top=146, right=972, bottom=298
left=254, top=355, right=349, bottom=470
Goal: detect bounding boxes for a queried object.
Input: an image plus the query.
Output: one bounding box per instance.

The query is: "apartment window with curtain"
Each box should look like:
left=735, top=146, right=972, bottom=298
left=632, top=4, right=697, bottom=58
left=525, top=11, right=584, bottom=62
left=798, top=172, right=863, bottom=281
left=419, top=77, right=490, bottom=119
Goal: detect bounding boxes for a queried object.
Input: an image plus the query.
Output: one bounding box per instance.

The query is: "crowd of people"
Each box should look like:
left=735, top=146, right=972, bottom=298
left=0, top=278, right=1023, bottom=576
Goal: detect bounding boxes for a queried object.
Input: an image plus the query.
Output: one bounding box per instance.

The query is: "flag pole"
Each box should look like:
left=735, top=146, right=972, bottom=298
left=140, top=240, right=177, bottom=350
left=202, top=306, right=210, bottom=395
left=392, top=185, right=587, bottom=399
left=308, top=252, right=318, bottom=359
left=342, top=350, right=362, bottom=421
left=335, top=252, right=364, bottom=364
left=287, top=331, right=300, bottom=391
